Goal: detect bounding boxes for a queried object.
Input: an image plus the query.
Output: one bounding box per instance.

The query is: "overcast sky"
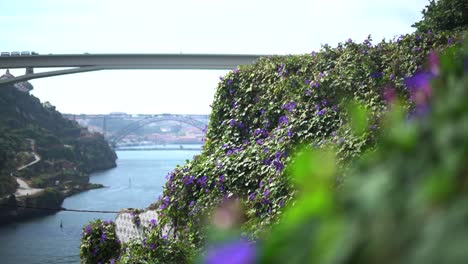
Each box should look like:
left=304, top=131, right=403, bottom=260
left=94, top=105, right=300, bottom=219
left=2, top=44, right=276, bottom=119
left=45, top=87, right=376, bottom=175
left=2, top=0, right=428, bottom=114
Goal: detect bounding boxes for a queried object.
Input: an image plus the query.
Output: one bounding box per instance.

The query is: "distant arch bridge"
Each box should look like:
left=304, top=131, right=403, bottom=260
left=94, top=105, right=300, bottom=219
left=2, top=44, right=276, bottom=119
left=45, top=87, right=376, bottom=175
left=109, top=115, right=207, bottom=145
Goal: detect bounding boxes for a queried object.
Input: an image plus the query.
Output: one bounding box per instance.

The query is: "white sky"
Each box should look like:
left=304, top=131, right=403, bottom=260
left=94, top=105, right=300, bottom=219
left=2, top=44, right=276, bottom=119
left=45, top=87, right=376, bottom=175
left=1, top=0, right=428, bottom=114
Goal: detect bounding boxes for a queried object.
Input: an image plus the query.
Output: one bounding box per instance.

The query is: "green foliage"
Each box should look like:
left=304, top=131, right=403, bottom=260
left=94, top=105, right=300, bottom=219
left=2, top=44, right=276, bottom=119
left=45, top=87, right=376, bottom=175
left=258, top=36, right=468, bottom=264
left=154, top=29, right=462, bottom=248
left=116, top=229, right=195, bottom=264
left=80, top=219, right=121, bottom=264
left=413, top=0, right=468, bottom=32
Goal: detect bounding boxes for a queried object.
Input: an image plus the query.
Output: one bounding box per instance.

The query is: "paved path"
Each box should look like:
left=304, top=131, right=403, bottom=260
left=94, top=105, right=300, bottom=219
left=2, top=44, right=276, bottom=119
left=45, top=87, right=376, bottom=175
left=14, top=177, right=43, bottom=197
left=13, top=139, right=43, bottom=197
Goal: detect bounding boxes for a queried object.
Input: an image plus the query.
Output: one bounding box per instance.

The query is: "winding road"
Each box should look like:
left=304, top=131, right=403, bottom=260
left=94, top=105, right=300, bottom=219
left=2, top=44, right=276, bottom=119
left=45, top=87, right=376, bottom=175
left=14, top=139, right=43, bottom=197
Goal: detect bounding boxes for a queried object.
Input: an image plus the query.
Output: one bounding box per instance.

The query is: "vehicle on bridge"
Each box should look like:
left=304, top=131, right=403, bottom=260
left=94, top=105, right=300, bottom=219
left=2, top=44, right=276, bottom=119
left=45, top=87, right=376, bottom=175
left=1, top=52, right=10, bottom=56
left=11, top=51, right=20, bottom=56
left=21, top=51, right=31, bottom=56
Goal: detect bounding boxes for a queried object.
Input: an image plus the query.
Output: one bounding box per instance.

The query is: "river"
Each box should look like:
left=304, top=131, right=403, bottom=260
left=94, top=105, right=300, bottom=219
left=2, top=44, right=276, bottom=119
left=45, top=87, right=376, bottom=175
left=0, top=148, right=200, bottom=264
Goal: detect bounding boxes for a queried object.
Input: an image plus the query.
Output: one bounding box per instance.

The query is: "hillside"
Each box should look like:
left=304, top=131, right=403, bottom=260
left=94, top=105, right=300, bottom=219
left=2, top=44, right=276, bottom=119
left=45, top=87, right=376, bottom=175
left=0, top=79, right=117, bottom=219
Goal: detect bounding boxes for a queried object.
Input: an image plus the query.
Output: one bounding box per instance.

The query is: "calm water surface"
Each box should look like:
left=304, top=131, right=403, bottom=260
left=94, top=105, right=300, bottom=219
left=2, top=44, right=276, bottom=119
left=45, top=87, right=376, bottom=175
left=0, top=149, right=199, bottom=264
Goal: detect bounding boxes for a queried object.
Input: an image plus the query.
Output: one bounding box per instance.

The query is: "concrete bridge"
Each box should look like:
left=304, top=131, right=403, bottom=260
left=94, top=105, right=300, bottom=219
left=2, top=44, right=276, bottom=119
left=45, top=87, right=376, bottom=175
left=0, top=53, right=264, bottom=85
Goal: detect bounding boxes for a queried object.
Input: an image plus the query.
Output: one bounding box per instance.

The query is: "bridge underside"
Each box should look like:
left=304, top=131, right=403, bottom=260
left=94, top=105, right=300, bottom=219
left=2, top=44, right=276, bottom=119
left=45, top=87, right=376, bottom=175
left=0, top=54, right=264, bottom=85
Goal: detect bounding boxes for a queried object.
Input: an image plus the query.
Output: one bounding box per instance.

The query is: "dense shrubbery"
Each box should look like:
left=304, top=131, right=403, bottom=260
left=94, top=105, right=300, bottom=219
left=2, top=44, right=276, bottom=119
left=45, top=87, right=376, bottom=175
left=413, top=0, right=468, bottom=32
left=80, top=219, right=121, bottom=264
left=83, top=0, right=468, bottom=262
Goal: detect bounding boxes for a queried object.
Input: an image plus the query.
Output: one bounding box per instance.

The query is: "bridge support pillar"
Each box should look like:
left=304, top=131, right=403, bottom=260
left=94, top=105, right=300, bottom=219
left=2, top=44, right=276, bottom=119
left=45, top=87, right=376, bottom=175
left=26, top=67, right=34, bottom=75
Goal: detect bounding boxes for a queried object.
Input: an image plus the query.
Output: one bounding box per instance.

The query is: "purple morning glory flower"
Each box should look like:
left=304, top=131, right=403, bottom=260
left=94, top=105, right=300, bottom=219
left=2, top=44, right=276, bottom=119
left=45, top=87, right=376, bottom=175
left=100, top=233, right=106, bottom=243
left=233, top=68, right=240, bottom=73
left=264, top=158, right=271, bottom=166
left=110, top=259, right=116, bottom=264
left=317, top=72, right=324, bottom=79
left=310, top=80, right=320, bottom=88
left=149, top=244, right=155, bottom=250
left=263, top=147, right=269, bottom=153
left=311, top=51, right=316, bottom=56
left=273, top=160, right=284, bottom=172
left=448, top=37, right=454, bottom=45
left=278, top=63, right=285, bottom=77
left=248, top=192, right=256, bottom=201
left=305, top=89, right=312, bottom=96
left=150, top=218, right=157, bottom=227
left=287, top=129, right=293, bottom=138
left=317, top=109, right=326, bottom=116
left=256, top=139, right=263, bottom=145
left=304, top=79, right=310, bottom=85
left=189, top=201, right=195, bottom=207
left=282, top=102, right=297, bottom=112
left=278, top=115, right=288, bottom=126
left=160, top=196, right=170, bottom=210
left=85, top=225, right=92, bottom=234
left=370, top=72, right=383, bottom=79
left=219, top=174, right=225, bottom=182
left=204, top=240, right=256, bottom=264
left=279, top=199, right=285, bottom=207
left=227, top=79, right=233, bottom=86
left=263, top=189, right=270, bottom=197
left=229, top=119, right=236, bottom=127
left=198, top=176, right=208, bottom=187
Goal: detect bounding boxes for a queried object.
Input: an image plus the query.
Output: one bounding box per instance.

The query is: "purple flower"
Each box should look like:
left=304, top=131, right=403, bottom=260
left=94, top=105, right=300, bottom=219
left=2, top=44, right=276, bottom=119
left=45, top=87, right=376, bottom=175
left=278, top=115, right=288, bottom=126
left=160, top=196, right=170, bottom=210
left=273, top=160, right=284, bottom=172
left=227, top=79, right=233, bottom=86
left=278, top=63, right=285, bottom=77
left=100, top=233, right=106, bottom=243
left=310, top=80, right=320, bottom=88
left=282, top=102, right=296, bottom=112
left=317, top=109, right=327, bottom=116
left=448, top=37, right=454, bottom=45
left=229, top=119, right=236, bottom=127
left=149, top=244, right=156, bottom=250
left=370, top=72, right=383, bottom=79
left=219, top=174, right=225, bottom=182
left=198, top=176, right=208, bottom=187
left=229, top=88, right=235, bottom=95
left=110, top=259, right=116, bottom=264
left=189, top=201, right=195, bottom=207
left=311, top=51, right=316, bottom=56
left=183, top=175, right=195, bottom=185
left=279, top=199, right=285, bottom=207
left=287, top=129, right=293, bottom=138
left=304, top=79, right=310, bottom=85
left=305, top=89, right=312, bottom=96
left=256, top=139, right=263, bottom=145
left=264, top=158, right=271, bottom=166
left=150, top=218, right=157, bottom=227
left=317, top=72, right=324, bottom=79
left=233, top=68, right=240, bottom=74
left=263, top=147, right=269, bottom=153
left=347, top=38, right=352, bottom=43
left=85, top=225, right=92, bottom=234
left=263, top=189, right=270, bottom=197
left=204, top=240, right=256, bottom=264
